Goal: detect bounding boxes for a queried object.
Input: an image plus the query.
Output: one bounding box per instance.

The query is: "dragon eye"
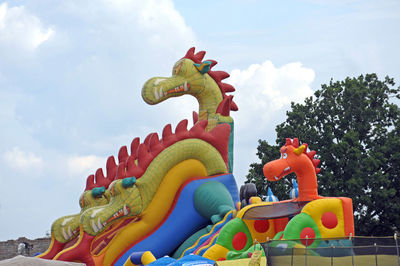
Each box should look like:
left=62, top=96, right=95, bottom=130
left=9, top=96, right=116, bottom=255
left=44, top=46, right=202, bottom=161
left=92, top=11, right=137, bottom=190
left=282, top=152, right=288, bottom=159
left=109, top=183, right=116, bottom=196
left=172, top=61, right=183, bottom=75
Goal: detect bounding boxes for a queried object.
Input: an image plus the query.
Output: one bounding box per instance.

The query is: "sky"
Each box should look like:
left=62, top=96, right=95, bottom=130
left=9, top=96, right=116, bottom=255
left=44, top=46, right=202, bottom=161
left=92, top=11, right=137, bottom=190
left=0, top=0, right=399, bottom=241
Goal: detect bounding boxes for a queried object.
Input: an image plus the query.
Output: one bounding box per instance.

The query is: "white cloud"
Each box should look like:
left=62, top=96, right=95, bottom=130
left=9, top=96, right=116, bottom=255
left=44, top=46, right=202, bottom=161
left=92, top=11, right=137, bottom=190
left=0, top=3, right=54, bottom=50
left=67, top=155, right=106, bottom=176
left=228, top=60, right=315, bottom=184
left=229, top=60, right=315, bottom=131
left=2, top=147, right=43, bottom=171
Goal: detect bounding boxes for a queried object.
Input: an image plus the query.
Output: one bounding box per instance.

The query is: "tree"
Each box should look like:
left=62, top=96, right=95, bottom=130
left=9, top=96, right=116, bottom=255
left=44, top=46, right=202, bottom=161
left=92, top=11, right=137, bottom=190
left=246, top=74, right=400, bottom=236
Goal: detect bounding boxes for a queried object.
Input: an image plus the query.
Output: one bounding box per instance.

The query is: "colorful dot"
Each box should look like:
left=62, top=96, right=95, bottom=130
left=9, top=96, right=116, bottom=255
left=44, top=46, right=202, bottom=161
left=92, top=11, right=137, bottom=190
left=254, top=220, right=270, bottom=233
left=232, top=232, right=247, bottom=251
left=300, top=227, right=315, bottom=246
left=321, top=212, right=338, bottom=229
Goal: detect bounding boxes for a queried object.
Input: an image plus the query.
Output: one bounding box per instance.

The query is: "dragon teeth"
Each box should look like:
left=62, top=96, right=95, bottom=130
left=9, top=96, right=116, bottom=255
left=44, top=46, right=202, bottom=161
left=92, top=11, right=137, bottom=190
left=67, top=226, right=72, bottom=238
left=154, top=88, right=160, bottom=100
left=184, top=81, right=188, bottom=91
left=97, top=218, right=103, bottom=231
left=91, top=220, right=99, bottom=233
left=123, top=205, right=128, bottom=215
left=62, top=228, right=69, bottom=240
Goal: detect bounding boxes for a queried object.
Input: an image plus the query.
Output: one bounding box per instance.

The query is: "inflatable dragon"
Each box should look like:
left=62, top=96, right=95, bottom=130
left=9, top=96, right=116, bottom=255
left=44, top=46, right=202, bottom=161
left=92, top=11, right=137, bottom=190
left=202, top=138, right=354, bottom=261
left=39, top=48, right=239, bottom=265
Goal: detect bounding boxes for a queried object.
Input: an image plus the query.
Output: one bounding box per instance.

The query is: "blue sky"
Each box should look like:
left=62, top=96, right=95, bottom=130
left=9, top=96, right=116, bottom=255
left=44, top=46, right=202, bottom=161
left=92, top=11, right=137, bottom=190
left=0, top=0, right=399, bottom=241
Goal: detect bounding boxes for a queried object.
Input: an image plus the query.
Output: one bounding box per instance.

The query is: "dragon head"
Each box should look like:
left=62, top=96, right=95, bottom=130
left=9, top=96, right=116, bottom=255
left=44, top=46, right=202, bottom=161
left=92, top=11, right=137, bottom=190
left=142, top=57, right=198, bottom=104
left=51, top=157, right=117, bottom=243
left=263, top=138, right=321, bottom=201
left=142, top=47, right=237, bottom=123
left=263, top=138, right=320, bottom=182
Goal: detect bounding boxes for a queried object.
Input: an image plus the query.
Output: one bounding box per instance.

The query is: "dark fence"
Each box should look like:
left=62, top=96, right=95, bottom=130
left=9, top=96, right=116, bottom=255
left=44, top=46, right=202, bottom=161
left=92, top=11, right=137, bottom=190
left=261, top=235, right=400, bottom=266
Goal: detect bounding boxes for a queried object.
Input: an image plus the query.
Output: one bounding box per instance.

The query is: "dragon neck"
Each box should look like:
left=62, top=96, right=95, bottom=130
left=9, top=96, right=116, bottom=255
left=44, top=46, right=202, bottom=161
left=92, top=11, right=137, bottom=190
left=293, top=163, right=319, bottom=201
left=193, top=76, right=234, bottom=172
left=192, top=75, right=227, bottom=129
left=137, top=138, right=228, bottom=209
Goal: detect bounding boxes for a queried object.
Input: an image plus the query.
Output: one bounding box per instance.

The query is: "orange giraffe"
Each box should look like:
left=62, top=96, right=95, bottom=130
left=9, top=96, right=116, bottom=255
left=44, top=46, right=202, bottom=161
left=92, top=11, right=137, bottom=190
left=263, top=138, right=322, bottom=202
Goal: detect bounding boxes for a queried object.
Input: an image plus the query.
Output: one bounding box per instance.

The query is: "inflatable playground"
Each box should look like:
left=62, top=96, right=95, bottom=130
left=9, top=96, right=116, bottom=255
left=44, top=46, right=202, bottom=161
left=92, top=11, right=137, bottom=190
left=36, top=48, right=358, bottom=265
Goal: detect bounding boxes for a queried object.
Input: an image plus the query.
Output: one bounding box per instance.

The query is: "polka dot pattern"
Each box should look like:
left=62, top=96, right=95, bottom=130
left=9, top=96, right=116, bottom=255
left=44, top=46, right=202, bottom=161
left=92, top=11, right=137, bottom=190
left=321, top=212, right=338, bottom=229
left=232, top=232, right=247, bottom=251
left=254, top=220, right=270, bottom=233
left=300, top=227, right=315, bottom=246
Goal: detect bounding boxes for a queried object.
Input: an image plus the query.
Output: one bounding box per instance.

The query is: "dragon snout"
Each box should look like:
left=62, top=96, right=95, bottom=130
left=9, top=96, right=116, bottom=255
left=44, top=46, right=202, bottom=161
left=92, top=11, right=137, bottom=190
left=263, top=162, right=279, bottom=181
left=263, top=160, right=291, bottom=182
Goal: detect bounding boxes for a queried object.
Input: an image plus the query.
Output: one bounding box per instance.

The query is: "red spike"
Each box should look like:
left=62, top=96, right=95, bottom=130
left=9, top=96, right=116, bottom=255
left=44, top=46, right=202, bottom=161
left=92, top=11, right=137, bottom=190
left=285, top=138, right=292, bottom=146
left=209, top=71, right=230, bottom=82
left=194, top=51, right=206, bottom=62
left=189, top=120, right=208, bottom=134
left=137, top=144, right=149, bottom=159
left=148, top=133, right=159, bottom=146
left=313, top=159, right=320, bottom=167
left=175, top=119, right=188, bottom=134
left=95, top=168, right=113, bottom=189
left=293, top=138, right=299, bottom=148
left=137, top=144, right=153, bottom=171
left=207, top=60, right=218, bottom=69
left=303, top=143, right=308, bottom=152
left=125, top=156, right=144, bottom=178
left=94, top=168, right=105, bottom=185
left=130, top=138, right=140, bottom=159
left=194, top=120, right=208, bottom=130
left=144, top=133, right=155, bottom=147
left=162, top=124, right=176, bottom=147
left=307, top=150, right=316, bottom=159
left=207, top=124, right=231, bottom=167
left=220, top=83, right=235, bottom=93
left=125, top=156, right=136, bottom=175
left=118, top=146, right=129, bottom=163
left=148, top=133, right=163, bottom=155
left=182, top=47, right=204, bottom=63
left=192, top=111, right=198, bottom=124
left=216, top=96, right=233, bottom=116
left=85, top=174, right=95, bottom=191
left=316, top=168, right=321, bottom=174
left=184, top=47, right=195, bottom=58
left=106, top=156, right=117, bottom=181
left=162, top=124, right=173, bottom=139
left=116, top=162, right=126, bottom=180
left=230, top=101, right=238, bottom=111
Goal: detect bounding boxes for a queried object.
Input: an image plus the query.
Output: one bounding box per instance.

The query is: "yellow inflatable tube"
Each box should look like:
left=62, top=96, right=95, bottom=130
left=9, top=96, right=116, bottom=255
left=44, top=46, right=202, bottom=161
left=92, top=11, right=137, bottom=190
left=101, top=159, right=208, bottom=265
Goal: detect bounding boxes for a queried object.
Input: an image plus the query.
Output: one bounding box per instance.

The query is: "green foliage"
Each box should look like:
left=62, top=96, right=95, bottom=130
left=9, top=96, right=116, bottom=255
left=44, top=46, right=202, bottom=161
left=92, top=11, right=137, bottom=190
left=245, top=139, right=295, bottom=201
left=246, top=74, right=400, bottom=236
